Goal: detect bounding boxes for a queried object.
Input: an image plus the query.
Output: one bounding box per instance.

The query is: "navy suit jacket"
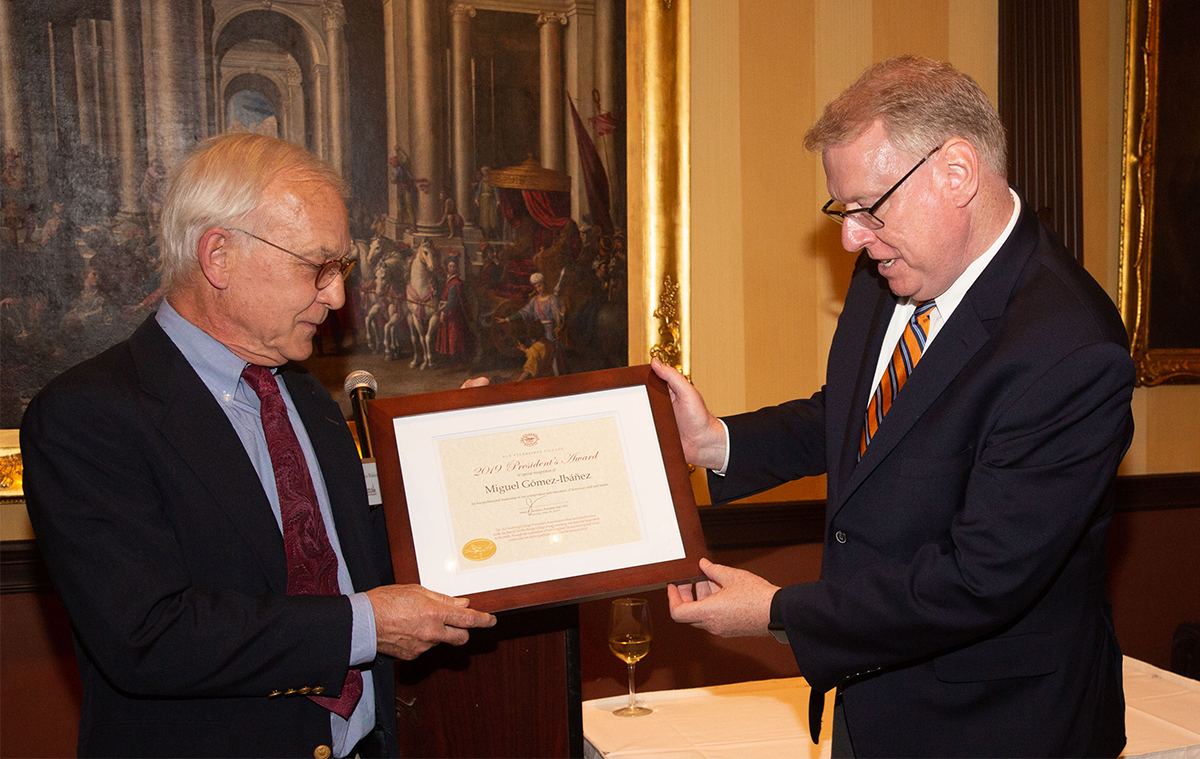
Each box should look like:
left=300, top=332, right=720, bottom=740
left=710, top=201, right=1134, bottom=756
left=21, top=316, right=398, bottom=758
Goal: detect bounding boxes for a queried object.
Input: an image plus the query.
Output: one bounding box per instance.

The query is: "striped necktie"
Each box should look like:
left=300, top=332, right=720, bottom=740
left=860, top=300, right=937, bottom=457
left=242, top=364, right=363, bottom=720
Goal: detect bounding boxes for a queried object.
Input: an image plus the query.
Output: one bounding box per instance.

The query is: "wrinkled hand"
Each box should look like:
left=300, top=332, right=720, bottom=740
left=366, top=584, right=496, bottom=660
left=460, top=376, right=490, bottom=389
left=667, top=558, right=779, bottom=638
left=650, top=359, right=728, bottom=470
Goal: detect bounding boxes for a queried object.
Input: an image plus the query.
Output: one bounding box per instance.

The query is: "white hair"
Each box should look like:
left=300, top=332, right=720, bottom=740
left=158, top=133, right=347, bottom=294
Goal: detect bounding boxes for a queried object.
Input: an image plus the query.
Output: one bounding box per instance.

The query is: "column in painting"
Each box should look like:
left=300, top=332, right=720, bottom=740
left=145, top=0, right=201, bottom=172
left=324, top=0, right=350, bottom=178
left=408, top=0, right=444, bottom=235
left=72, top=20, right=99, bottom=148
left=0, top=0, right=26, bottom=158
left=111, top=0, right=147, bottom=219
left=383, top=0, right=411, bottom=238
left=449, top=3, right=475, bottom=232
left=98, top=20, right=119, bottom=157
left=594, top=0, right=619, bottom=224
left=563, top=4, right=594, bottom=223
left=537, top=12, right=566, bottom=172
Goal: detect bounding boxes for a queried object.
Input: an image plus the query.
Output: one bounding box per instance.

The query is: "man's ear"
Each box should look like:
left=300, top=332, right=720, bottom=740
left=196, top=228, right=232, bottom=289
left=939, top=138, right=980, bottom=208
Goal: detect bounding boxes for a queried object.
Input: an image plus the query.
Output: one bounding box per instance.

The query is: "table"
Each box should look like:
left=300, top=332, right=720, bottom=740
left=582, top=657, right=1200, bottom=759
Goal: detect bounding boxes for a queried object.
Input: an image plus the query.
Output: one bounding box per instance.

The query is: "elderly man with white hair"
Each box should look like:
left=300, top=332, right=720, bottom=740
left=21, top=134, right=495, bottom=758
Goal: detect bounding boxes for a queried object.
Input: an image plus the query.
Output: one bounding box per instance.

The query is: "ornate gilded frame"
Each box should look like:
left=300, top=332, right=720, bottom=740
left=1118, top=0, right=1200, bottom=385
left=628, top=0, right=689, bottom=377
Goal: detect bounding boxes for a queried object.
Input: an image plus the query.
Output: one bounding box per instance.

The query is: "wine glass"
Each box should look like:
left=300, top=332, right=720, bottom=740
left=608, top=597, right=653, bottom=716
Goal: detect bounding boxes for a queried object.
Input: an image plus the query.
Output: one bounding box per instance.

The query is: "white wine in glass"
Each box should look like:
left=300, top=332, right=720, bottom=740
left=608, top=597, right=653, bottom=716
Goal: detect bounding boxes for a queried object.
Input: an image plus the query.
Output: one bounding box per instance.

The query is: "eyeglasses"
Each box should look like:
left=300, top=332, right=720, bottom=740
left=228, top=227, right=355, bottom=289
left=821, top=144, right=942, bottom=230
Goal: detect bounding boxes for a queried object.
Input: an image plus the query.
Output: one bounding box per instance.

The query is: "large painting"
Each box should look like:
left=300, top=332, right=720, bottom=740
left=0, top=0, right=629, bottom=428
left=1119, top=0, right=1200, bottom=384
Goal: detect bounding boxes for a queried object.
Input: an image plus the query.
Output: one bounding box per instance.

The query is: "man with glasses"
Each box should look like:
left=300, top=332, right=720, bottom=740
left=654, top=56, right=1134, bottom=756
left=21, top=134, right=495, bottom=758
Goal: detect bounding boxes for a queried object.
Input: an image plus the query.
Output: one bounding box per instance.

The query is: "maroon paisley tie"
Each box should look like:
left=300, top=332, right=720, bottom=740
left=242, top=364, right=363, bottom=720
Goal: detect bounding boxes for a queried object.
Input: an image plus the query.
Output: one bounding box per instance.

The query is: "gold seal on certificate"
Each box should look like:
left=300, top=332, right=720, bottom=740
left=462, top=538, right=498, bottom=561
left=438, top=415, right=642, bottom=567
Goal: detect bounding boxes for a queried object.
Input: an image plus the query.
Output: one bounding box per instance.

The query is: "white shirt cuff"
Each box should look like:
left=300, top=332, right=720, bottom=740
left=713, top=419, right=731, bottom=476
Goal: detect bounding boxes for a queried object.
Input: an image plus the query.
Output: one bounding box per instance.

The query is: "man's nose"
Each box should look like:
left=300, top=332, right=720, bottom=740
left=318, top=273, right=346, bottom=310
left=841, top=218, right=876, bottom=252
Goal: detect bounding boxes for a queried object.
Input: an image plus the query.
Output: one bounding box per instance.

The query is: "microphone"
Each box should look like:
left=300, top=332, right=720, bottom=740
left=344, top=370, right=378, bottom=460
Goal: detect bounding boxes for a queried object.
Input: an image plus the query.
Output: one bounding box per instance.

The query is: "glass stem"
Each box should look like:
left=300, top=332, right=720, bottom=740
left=627, top=661, right=637, bottom=709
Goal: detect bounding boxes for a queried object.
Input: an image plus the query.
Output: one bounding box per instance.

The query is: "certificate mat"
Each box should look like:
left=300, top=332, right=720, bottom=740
left=367, top=365, right=707, bottom=613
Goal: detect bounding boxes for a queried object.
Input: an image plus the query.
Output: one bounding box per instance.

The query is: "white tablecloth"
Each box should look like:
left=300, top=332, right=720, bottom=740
left=582, top=657, right=1200, bottom=759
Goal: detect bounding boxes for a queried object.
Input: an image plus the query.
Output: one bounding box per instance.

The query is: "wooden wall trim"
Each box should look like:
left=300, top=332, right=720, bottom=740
left=0, top=539, right=52, bottom=595
left=3, top=473, right=1197, bottom=593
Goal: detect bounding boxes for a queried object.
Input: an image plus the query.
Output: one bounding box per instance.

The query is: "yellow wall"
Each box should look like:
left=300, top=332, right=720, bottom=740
left=686, top=0, right=1198, bottom=504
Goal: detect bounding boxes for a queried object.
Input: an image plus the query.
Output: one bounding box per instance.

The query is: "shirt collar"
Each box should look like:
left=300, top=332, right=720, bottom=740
left=156, top=299, right=263, bottom=405
left=911, top=188, right=1021, bottom=320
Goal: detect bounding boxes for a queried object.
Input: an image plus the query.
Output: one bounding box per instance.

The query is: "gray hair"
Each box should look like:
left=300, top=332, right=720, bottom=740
left=803, top=55, right=1007, bottom=176
left=158, top=134, right=348, bottom=294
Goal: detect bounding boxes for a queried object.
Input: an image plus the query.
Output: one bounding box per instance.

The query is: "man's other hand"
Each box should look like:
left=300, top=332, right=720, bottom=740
left=650, top=359, right=728, bottom=470
left=366, top=584, right=496, bottom=660
left=667, top=558, right=779, bottom=638
left=460, top=376, right=489, bottom=389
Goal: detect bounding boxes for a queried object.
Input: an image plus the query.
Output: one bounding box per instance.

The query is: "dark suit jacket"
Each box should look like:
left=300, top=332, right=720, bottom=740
left=21, top=316, right=399, bottom=758
left=710, top=200, right=1134, bottom=757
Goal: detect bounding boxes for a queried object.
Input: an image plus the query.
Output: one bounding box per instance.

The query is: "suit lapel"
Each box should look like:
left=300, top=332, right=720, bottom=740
left=128, top=318, right=289, bottom=591
left=834, top=196, right=1042, bottom=509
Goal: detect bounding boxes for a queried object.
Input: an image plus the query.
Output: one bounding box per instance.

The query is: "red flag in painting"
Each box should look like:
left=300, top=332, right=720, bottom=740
left=567, top=95, right=614, bottom=233
left=589, top=111, right=618, bottom=136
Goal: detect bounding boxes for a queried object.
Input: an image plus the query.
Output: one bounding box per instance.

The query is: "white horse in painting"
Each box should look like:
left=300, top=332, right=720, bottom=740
left=406, top=240, right=441, bottom=369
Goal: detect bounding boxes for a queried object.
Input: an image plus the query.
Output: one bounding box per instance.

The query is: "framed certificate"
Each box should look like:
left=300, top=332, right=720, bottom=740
left=367, top=365, right=707, bottom=613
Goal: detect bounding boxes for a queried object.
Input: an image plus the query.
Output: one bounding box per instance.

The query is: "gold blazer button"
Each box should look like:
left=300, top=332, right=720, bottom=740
left=313, top=745, right=332, bottom=759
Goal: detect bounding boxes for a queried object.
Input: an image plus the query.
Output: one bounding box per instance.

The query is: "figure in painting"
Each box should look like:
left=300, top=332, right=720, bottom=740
left=435, top=257, right=471, bottom=366
left=474, top=167, right=499, bottom=240
left=438, top=192, right=464, bottom=240
left=500, top=272, right=565, bottom=375
left=406, top=239, right=441, bottom=369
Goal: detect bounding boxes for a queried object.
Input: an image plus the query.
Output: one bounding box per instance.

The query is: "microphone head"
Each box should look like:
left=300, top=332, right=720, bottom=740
left=344, top=370, right=378, bottom=397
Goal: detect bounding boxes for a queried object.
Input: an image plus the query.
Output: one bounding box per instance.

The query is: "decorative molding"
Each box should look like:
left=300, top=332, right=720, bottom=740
left=536, top=11, right=568, bottom=28
left=649, top=273, right=682, bottom=371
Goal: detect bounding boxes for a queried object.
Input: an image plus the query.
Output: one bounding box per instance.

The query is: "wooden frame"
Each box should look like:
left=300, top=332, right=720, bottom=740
left=1118, top=0, right=1200, bottom=385
left=367, top=364, right=706, bottom=613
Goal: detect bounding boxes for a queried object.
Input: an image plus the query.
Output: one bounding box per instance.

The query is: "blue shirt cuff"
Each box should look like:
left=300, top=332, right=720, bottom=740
left=348, top=592, right=378, bottom=666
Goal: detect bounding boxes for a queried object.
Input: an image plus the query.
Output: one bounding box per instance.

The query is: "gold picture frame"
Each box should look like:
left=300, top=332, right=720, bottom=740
left=1118, top=0, right=1200, bottom=385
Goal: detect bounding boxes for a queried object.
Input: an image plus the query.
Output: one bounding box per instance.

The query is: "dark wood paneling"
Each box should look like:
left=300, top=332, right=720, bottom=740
left=395, top=604, right=583, bottom=758
left=999, top=0, right=1085, bottom=260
